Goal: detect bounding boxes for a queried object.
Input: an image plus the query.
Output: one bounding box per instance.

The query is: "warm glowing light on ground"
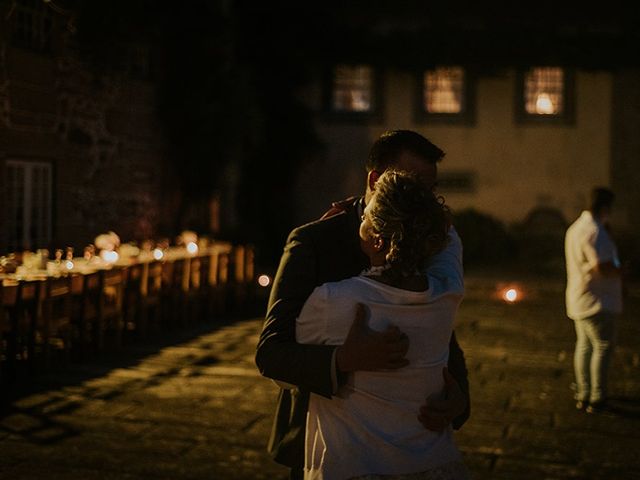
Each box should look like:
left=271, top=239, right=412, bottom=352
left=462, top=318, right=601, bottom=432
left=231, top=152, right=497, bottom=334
left=186, top=242, right=198, bottom=255
left=494, top=282, right=528, bottom=304
left=504, top=288, right=519, bottom=303
left=258, top=274, right=271, bottom=287
left=153, top=248, right=164, bottom=260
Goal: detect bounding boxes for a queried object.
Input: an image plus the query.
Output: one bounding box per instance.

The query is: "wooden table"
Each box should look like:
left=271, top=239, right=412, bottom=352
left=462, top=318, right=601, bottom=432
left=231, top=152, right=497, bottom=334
left=1, top=241, right=253, bottom=386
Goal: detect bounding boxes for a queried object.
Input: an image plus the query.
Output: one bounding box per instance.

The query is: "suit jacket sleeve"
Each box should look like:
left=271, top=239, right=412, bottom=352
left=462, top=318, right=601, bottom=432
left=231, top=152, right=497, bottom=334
left=255, top=226, right=336, bottom=398
left=448, top=331, right=470, bottom=429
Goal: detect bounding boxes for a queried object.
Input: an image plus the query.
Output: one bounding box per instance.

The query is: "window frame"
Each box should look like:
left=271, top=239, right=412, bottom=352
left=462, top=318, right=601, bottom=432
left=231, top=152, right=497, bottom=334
left=515, top=67, right=575, bottom=125
left=4, top=159, right=54, bottom=251
left=415, top=66, right=476, bottom=125
left=10, top=0, right=55, bottom=53
left=323, top=63, right=383, bottom=123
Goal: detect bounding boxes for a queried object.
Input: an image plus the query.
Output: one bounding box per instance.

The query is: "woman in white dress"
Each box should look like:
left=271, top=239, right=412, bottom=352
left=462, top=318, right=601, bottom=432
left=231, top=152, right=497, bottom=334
left=295, top=169, right=469, bottom=480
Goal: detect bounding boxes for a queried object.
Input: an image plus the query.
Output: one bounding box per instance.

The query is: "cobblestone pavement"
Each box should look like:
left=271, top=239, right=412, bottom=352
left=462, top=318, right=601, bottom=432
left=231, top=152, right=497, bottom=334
left=1, top=274, right=639, bottom=479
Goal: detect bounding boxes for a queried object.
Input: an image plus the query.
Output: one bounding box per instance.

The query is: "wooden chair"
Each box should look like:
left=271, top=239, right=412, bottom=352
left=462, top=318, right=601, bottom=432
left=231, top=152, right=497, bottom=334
left=206, top=248, right=222, bottom=318
left=39, top=275, right=73, bottom=369
left=72, top=271, right=101, bottom=359
left=161, top=258, right=189, bottom=329
left=1, top=280, right=42, bottom=381
left=188, top=254, right=206, bottom=323
left=141, top=260, right=163, bottom=337
left=72, top=268, right=124, bottom=357
left=174, top=254, right=208, bottom=326
left=122, top=263, right=145, bottom=342
left=1, top=282, right=19, bottom=386
left=100, top=268, right=125, bottom=350
left=196, top=252, right=214, bottom=322
left=216, top=250, right=230, bottom=317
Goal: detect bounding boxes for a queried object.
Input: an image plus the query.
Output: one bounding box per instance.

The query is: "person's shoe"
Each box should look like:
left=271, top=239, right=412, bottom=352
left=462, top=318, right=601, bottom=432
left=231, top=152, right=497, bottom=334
left=586, top=401, right=608, bottom=414
left=575, top=400, right=588, bottom=411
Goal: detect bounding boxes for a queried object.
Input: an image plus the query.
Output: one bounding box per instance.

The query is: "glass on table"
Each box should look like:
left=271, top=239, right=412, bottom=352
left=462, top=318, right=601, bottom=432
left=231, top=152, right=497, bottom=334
left=0, top=254, right=18, bottom=274
left=47, top=260, right=61, bottom=277
left=37, top=249, right=49, bottom=270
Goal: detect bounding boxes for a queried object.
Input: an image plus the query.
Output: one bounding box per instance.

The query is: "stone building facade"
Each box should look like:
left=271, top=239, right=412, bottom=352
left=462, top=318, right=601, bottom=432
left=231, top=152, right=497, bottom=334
left=294, top=58, right=640, bottom=267
left=0, top=0, right=171, bottom=253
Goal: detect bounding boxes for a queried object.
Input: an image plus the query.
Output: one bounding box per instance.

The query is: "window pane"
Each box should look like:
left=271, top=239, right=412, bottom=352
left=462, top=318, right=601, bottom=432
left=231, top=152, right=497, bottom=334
left=5, top=160, right=52, bottom=250
left=424, top=67, right=464, bottom=114
left=11, top=0, right=52, bottom=51
left=524, top=67, right=564, bottom=115
left=332, top=65, right=373, bottom=112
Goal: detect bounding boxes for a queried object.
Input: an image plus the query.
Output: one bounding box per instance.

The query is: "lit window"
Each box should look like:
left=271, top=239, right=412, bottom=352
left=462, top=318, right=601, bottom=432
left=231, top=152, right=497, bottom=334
left=5, top=160, right=53, bottom=250
left=423, top=67, right=465, bottom=114
left=417, top=66, right=474, bottom=124
left=524, top=67, right=565, bottom=115
left=331, top=65, right=374, bottom=113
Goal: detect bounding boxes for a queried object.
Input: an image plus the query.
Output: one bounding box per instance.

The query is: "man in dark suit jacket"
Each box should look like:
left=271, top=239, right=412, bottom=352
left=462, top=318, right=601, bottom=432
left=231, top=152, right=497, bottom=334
left=255, top=130, right=470, bottom=479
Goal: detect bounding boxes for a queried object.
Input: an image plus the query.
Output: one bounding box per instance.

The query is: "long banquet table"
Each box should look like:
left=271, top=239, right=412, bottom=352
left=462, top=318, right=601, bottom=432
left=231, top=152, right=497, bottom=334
left=0, top=241, right=255, bottom=387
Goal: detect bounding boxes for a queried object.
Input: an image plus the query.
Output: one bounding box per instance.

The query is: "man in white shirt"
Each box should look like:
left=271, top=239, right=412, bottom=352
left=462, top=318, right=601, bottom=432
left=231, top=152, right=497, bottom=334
left=565, top=187, right=622, bottom=413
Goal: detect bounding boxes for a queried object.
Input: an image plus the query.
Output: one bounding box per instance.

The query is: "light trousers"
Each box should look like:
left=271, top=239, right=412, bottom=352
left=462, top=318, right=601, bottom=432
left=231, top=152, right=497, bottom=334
left=573, top=312, right=617, bottom=403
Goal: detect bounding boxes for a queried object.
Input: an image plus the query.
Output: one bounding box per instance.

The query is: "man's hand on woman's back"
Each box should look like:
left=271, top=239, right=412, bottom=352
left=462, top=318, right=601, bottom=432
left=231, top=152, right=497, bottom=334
left=336, top=303, right=410, bottom=372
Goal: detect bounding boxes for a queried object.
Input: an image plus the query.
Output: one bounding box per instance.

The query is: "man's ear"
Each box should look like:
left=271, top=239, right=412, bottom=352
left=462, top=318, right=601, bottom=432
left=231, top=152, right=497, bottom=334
left=368, top=170, right=382, bottom=192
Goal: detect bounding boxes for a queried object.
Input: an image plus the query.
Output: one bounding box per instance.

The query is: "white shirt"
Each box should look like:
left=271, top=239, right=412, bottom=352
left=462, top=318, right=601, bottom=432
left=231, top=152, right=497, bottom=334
left=565, top=210, right=622, bottom=320
left=296, top=271, right=464, bottom=479
left=320, top=227, right=461, bottom=393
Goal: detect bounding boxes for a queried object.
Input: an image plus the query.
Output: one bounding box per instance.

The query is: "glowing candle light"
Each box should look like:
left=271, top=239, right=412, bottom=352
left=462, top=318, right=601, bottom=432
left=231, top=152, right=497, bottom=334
left=258, top=274, right=271, bottom=287
left=153, top=248, right=164, bottom=260
left=186, top=242, right=198, bottom=255
left=102, top=250, right=119, bottom=263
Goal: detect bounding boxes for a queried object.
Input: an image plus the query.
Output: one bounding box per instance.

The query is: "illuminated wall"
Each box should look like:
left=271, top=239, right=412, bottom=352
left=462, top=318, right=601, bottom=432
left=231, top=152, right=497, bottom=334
left=295, top=68, right=613, bottom=232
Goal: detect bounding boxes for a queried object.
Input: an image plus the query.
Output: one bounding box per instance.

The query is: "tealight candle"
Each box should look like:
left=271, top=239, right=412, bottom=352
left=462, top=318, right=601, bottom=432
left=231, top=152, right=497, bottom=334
left=186, top=242, right=198, bottom=255
left=101, top=250, right=119, bottom=263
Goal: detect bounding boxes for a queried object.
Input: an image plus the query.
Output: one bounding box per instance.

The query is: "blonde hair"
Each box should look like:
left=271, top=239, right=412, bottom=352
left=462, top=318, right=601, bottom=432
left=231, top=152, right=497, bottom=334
left=368, top=169, right=450, bottom=277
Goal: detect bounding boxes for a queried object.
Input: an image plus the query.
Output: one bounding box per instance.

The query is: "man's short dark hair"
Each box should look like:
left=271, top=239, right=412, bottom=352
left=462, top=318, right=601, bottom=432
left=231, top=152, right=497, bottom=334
left=590, top=187, right=615, bottom=214
left=366, top=130, right=445, bottom=172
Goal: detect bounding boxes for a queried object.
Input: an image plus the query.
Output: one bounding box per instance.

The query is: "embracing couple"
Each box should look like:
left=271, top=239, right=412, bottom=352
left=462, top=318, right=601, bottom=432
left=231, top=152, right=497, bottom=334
left=256, top=130, right=471, bottom=479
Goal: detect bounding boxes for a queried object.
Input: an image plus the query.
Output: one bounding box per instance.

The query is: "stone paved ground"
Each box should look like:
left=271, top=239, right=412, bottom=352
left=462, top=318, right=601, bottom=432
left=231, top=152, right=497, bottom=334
left=456, top=274, right=640, bottom=479
left=1, top=274, right=639, bottom=480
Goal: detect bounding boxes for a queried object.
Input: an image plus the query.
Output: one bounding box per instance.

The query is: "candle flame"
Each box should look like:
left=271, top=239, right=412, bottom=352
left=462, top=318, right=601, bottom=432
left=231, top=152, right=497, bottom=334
left=186, top=242, right=198, bottom=255
left=102, top=250, right=119, bottom=263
